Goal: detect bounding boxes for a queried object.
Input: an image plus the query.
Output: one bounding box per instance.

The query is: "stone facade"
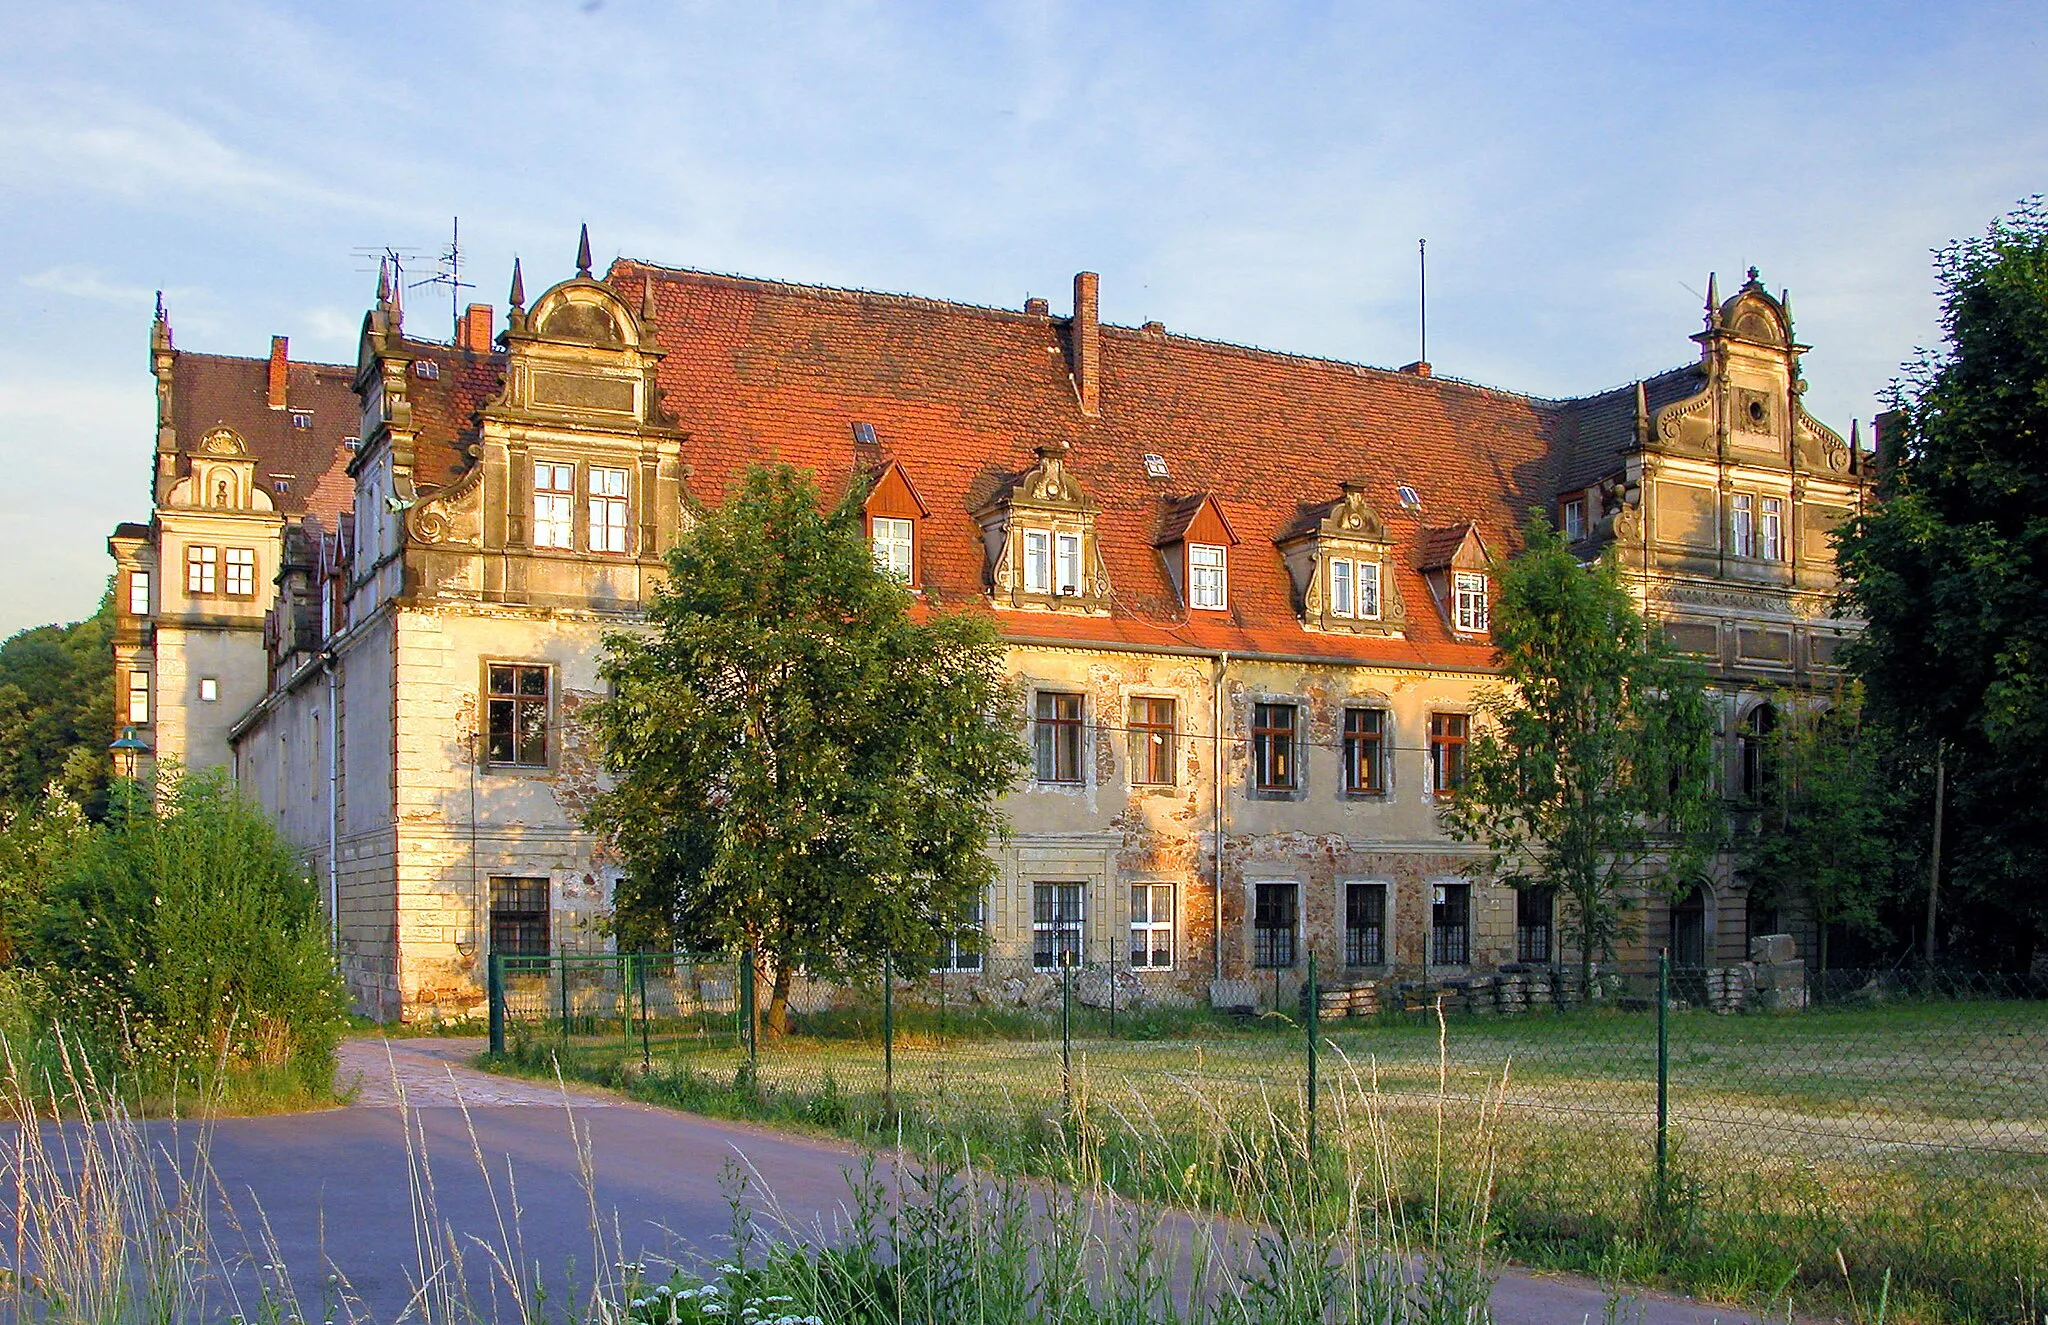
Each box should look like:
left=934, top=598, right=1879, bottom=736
left=114, top=241, right=1870, bottom=1021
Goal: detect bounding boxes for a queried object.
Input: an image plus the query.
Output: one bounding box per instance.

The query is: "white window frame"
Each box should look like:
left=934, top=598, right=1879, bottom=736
left=1330, top=557, right=1354, bottom=617
left=126, top=670, right=150, bottom=724
left=589, top=466, right=630, bottom=554
left=224, top=547, right=256, bottom=597
left=128, top=570, right=150, bottom=617
left=1055, top=532, right=1083, bottom=595
left=1189, top=543, right=1227, bottom=610
left=872, top=516, right=914, bottom=581
left=940, top=892, right=986, bottom=973
left=186, top=545, right=217, bottom=595
left=1022, top=530, right=1051, bottom=594
left=1130, top=882, right=1174, bottom=970
left=1758, top=497, right=1784, bottom=562
left=1358, top=561, right=1381, bottom=619
left=1033, top=882, right=1085, bottom=970
left=1729, top=493, right=1755, bottom=559
left=198, top=677, right=219, bottom=703
left=1453, top=571, right=1489, bottom=633
left=1562, top=496, right=1587, bottom=543
left=534, top=462, right=576, bottom=550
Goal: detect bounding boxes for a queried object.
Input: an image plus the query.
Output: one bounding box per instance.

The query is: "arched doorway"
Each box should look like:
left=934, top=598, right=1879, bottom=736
left=1671, top=884, right=1709, bottom=969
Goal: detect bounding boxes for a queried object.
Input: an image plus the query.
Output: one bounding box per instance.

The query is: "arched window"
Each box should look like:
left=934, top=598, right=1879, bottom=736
left=1738, top=703, right=1777, bottom=800
left=1671, top=885, right=1708, bottom=968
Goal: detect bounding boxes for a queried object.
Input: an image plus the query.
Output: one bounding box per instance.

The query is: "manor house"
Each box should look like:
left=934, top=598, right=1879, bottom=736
left=109, top=235, right=1870, bottom=1020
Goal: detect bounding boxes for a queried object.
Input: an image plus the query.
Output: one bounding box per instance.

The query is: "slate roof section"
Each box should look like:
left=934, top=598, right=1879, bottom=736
left=610, top=260, right=1569, bottom=670
left=169, top=351, right=360, bottom=522
left=1554, top=364, right=1701, bottom=495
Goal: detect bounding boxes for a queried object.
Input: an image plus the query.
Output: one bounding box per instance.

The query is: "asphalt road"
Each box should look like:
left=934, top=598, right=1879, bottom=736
left=170, top=1037, right=1776, bottom=1323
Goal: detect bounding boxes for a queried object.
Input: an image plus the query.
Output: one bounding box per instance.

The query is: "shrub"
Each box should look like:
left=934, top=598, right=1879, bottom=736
left=32, top=768, right=348, bottom=1089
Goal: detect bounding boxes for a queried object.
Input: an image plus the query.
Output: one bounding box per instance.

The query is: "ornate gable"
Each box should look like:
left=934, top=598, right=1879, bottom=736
left=1276, top=481, right=1406, bottom=636
left=972, top=441, right=1112, bottom=612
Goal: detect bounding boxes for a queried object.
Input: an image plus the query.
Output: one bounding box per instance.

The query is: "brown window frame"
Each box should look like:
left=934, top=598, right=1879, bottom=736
left=1252, top=881, right=1298, bottom=969
left=224, top=546, right=257, bottom=597
left=1128, top=696, right=1176, bottom=786
left=1429, top=711, right=1468, bottom=796
left=1344, top=881, right=1387, bottom=966
left=490, top=875, right=551, bottom=967
left=1033, top=690, right=1084, bottom=785
left=186, top=544, right=218, bottom=595
left=1252, top=702, right=1298, bottom=792
left=1516, top=887, right=1555, bottom=964
left=486, top=663, right=553, bottom=769
left=1342, top=707, right=1386, bottom=795
left=1430, top=882, right=1471, bottom=966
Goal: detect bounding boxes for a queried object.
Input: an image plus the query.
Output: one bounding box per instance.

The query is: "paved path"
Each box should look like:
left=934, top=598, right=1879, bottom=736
left=179, top=1037, right=1781, bottom=1322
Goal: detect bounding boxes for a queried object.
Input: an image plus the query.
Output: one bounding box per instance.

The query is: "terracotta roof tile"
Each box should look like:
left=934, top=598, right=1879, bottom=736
left=169, top=351, right=359, bottom=522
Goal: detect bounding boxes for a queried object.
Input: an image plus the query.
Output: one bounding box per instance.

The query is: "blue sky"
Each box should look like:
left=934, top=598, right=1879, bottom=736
left=2, top=1, right=2043, bottom=636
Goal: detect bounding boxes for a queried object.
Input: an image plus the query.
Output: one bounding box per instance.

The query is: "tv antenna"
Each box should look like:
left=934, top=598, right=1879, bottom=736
left=350, top=244, right=426, bottom=316
left=1418, top=237, right=1428, bottom=367
left=409, top=216, right=475, bottom=340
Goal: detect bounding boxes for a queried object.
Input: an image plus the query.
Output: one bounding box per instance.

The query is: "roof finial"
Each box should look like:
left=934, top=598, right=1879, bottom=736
left=377, top=257, right=392, bottom=305
left=575, top=223, right=592, bottom=278
left=639, top=276, right=658, bottom=326
left=1705, top=271, right=1720, bottom=329
left=1635, top=379, right=1650, bottom=446
left=1746, top=264, right=1761, bottom=286
left=509, top=256, right=525, bottom=309
left=154, top=290, right=165, bottom=322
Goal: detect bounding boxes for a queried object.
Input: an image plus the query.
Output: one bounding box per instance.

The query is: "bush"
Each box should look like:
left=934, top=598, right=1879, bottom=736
left=31, top=768, right=348, bottom=1091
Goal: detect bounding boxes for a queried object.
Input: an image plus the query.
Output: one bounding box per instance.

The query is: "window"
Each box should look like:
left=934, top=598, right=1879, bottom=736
left=1516, top=888, right=1554, bottom=964
left=290, top=410, right=313, bottom=429
left=1252, top=702, right=1297, bottom=791
left=1758, top=497, right=1784, bottom=561
left=872, top=516, right=914, bottom=581
left=1033, top=691, right=1084, bottom=784
left=1729, top=493, right=1755, bottom=558
left=1023, top=530, right=1051, bottom=593
left=1430, top=883, right=1471, bottom=966
left=1189, top=544, right=1227, bottom=609
left=225, top=547, right=256, bottom=597
left=198, top=677, right=219, bottom=703
left=1429, top=712, right=1468, bottom=796
left=1128, top=696, right=1176, bottom=786
left=1342, top=708, right=1386, bottom=795
left=1328, top=558, right=1382, bottom=620
left=1452, top=571, right=1489, bottom=633
left=1562, top=496, right=1587, bottom=543
left=1253, top=882, right=1298, bottom=969
left=1130, top=883, right=1174, bottom=969
left=589, top=467, right=630, bottom=553
left=1330, top=558, right=1353, bottom=617
left=534, top=462, right=575, bottom=549
left=1032, top=883, right=1084, bottom=969
left=1344, top=882, right=1387, bottom=966
left=940, top=893, right=986, bottom=973
left=126, top=671, right=150, bottom=724
left=128, top=570, right=150, bottom=617
left=1055, top=532, right=1083, bottom=594
left=186, top=545, right=217, bottom=594
left=1739, top=703, right=1776, bottom=800
left=486, top=663, right=551, bottom=767
left=490, top=876, right=550, bottom=965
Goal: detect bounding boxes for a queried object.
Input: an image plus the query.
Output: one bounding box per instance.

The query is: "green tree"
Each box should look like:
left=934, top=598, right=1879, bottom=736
left=0, top=788, right=91, bottom=965
left=1837, top=196, right=2048, bottom=966
left=32, top=768, right=348, bottom=1084
left=1738, top=685, right=1909, bottom=972
left=0, top=588, right=115, bottom=817
left=1442, top=519, right=1722, bottom=991
left=586, top=465, right=1023, bottom=1035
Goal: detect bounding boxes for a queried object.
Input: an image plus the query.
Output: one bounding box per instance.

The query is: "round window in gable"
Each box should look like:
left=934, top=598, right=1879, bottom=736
left=1748, top=399, right=1766, bottom=424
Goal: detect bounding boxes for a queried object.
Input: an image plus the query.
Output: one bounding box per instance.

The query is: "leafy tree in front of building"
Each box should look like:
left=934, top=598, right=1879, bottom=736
left=586, top=464, right=1023, bottom=1035
left=0, top=588, right=115, bottom=817
left=1837, top=196, right=2048, bottom=968
left=1738, top=684, right=1919, bottom=972
left=1442, top=519, right=1722, bottom=992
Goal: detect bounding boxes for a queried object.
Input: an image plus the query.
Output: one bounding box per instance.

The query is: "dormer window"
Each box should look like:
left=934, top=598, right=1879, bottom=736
left=975, top=443, right=1110, bottom=612
left=864, top=459, right=930, bottom=589
left=1277, top=481, right=1403, bottom=637
left=1189, top=544, right=1227, bottom=609
left=1561, top=495, right=1587, bottom=543
left=1453, top=571, right=1489, bottom=633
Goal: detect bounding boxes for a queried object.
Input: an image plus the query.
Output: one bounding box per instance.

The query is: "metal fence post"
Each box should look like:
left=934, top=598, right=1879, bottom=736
left=1108, top=951, right=1117, bottom=1036
left=1656, top=948, right=1670, bottom=1217
left=1061, top=953, right=1074, bottom=1116
left=487, top=951, right=504, bottom=1055
left=1306, top=951, right=1320, bottom=1162
left=742, top=947, right=759, bottom=1092
left=636, top=954, right=651, bottom=1069
left=557, top=953, right=570, bottom=1040
left=882, top=949, right=896, bottom=1120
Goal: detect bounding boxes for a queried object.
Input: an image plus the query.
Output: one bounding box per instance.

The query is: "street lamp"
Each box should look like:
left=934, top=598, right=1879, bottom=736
left=109, top=725, right=150, bottom=779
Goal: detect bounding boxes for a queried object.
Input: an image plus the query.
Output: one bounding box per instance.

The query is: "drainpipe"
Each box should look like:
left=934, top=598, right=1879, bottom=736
left=323, top=651, right=340, bottom=953
left=1213, top=651, right=1228, bottom=984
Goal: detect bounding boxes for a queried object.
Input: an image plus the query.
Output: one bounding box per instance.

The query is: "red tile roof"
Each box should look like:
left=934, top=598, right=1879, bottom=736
left=169, top=351, right=360, bottom=522
left=612, top=261, right=1567, bottom=669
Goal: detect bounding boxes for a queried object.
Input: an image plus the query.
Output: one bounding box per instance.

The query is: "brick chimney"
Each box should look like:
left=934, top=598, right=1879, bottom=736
left=458, top=303, right=495, bottom=353
left=1399, top=360, right=1432, bottom=378
left=1071, top=271, right=1100, bottom=417
left=267, top=336, right=289, bottom=409
left=1024, top=296, right=1049, bottom=317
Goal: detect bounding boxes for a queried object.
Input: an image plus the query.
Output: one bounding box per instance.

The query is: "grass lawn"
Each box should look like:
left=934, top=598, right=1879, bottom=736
left=488, top=993, right=2048, bottom=1324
